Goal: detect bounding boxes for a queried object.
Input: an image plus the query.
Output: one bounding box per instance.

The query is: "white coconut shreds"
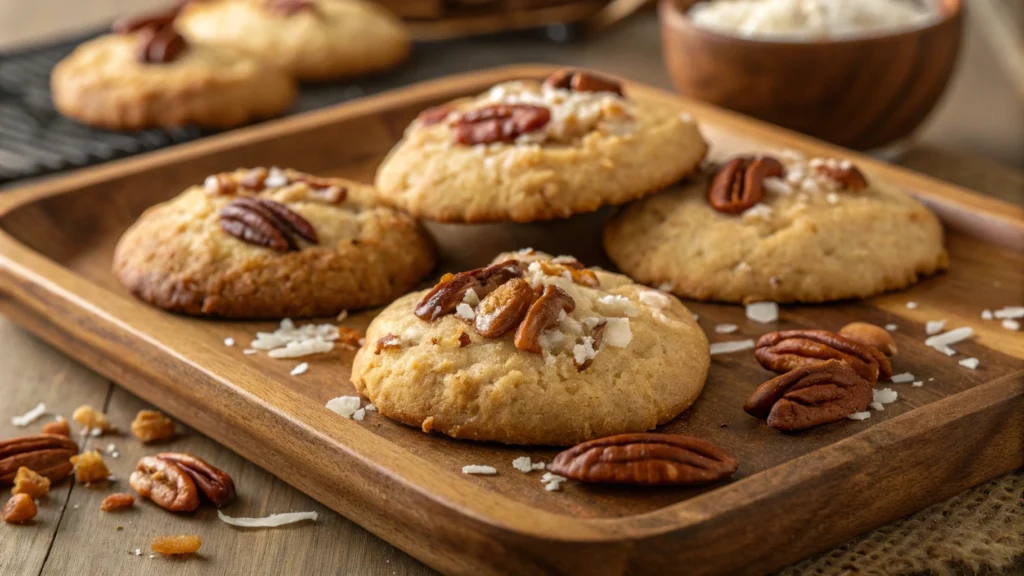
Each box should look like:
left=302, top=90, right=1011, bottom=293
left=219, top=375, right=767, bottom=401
left=352, top=409, right=366, bottom=421
left=885, top=324, right=899, bottom=332
left=572, top=338, right=597, bottom=367
left=890, top=373, right=915, bottom=384
left=462, top=465, right=498, bottom=475
left=959, top=358, right=980, bottom=370
left=290, top=362, right=309, bottom=376
left=268, top=339, right=334, bottom=359
left=981, top=310, right=994, bottom=320
left=11, top=402, right=46, bottom=427
left=912, top=381, right=924, bottom=387
left=218, top=510, right=318, bottom=528
left=925, top=320, right=946, bottom=336
left=251, top=319, right=340, bottom=358
left=874, top=388, right=898, bottom=404
left=746, top=302, right=779, bottom=323
left=595, top=295, right=639, bottom=318
left=364, top=403, right=377, bottom=412
left=243, top=349, right=259, bottom=355
left=512, top=457, right=546, bottom=473
left=924, top=327, right=974, bottom=355
left=847, top=411, right=872, bottom=421
left=224, top=337, right=235, bottom=347
left=541, top=472, right=567, bottom=491
left=994, top=306, right=1024, bottom=319
left=455, top=303, right=476, bottom=321
left=906, top=301, right=918, bottom=309
left=1002, top=319, right=1021, bottom=331
left=601, top=318, right=633, bottom=348
left=710, top=340, right=756, bottom=355
left=715, top=324, right=739, bottom=334
left=638, top=290, right=672, bottom=309
left=325, top=396, right=361, bottom=419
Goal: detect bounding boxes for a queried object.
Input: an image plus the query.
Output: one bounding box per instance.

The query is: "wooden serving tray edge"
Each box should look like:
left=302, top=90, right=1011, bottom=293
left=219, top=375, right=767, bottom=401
left=0, top=65, right=1022, bottom=575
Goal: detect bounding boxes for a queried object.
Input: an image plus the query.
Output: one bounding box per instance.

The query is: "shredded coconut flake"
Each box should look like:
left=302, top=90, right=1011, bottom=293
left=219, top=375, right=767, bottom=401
left=924, top=320, right=946, bottom=335
left=981, top=309, right=994, bottom=320
left=251, top=320, right=339, bottom=358
left=218, top=509, right=318, bottom=528
left=1002, top=319, right=1021, bottom=331
left=364, top=403, right=377, bottom=412
left=905, top=301, right=918, bottom=309
left=869, top=402, right=884, bottom=411
left=873, top=388, right=898, bottom=405
left=325, top=396, right=361, bottom=419
left=601, top=318, right=633, bottom=348
left=352, top=408, right=366, bottom=421
left=243, top=349, right=258, bottom=355
left=572, top=337, right=597, bottom=367
left=267, top=339, right=334, bottom=359
left=455, top=303, right=476, bottom=321
left=11, top=402, right=46, bottom=427
left=958, top=357, right=980, bottom=370
left=885, top=324, right=898, bottom=332
left=290, top=362, right=309, bottom=376
left=462, top=465, right=497, bottom=475
left=715, top=324, right=738, bottom=334
left=540, top=471, right=567, bottom=492
left=847, top=411, right=872, bottom=421
left=912, top=381, right=924, bottom=387
left=710, top=339, right=756, bottom=355
left=595, top=295, right=639, bottom=318
left=745, top=302, right=779, bottom=323
left=223, top=337, right=235, bottom=347
left=994, top=306, right=1024, bottom=319
left=925, top=327, right=973, bottom=355
left=890, top=372, right=914, bottom=384
left=638, top=290, right=672, bottom=309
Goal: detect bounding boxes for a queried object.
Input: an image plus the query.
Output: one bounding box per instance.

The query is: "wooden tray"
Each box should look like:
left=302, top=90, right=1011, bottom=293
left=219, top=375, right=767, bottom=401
left=1, top=66, right=1022, bottom=575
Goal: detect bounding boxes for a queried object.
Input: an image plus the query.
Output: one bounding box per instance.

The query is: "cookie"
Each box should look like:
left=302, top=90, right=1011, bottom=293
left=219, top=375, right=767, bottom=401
left=351, top=250, right=709, bottom=446
left=51, top=17, right=296, bottom=130
left=177, top=0, right=411, bottom=81
left=113, top=168, right=436, bottom=318
left=604, top=150, right=949, bottom=304
left=374, top=70, right=709, bottom=223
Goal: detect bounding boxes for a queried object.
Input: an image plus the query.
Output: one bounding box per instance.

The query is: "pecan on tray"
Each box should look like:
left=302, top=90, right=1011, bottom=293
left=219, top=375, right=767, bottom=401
left=219, top=197, right=319, bottom=252
left=707, top=156, right=784, bottom=214
left=157, top=453, right=235, bottom=508
left=744, top=359, right=872, bottom=431
left=414, top=260, right=523, bottom=321
left=814, top=161, right=869, bottom=191
left=543, top=69, right=624, bottom=96
left=474, top=277, right=535, bottom=338
left=514, top=285, right=575, bottom=353
left=755, top=329, right=892, bottom=383
left=0, top=434, right=79, bottom=485
left=549, top=433, right=739, bottom=486
left=454, top=104, right=551, bottom=146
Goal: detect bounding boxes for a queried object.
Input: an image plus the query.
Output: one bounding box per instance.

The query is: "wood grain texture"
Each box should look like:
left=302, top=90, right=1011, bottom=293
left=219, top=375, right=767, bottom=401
left=0, top=67, right=1022, bottom=575
left=659, top=0, right=964, bottom=150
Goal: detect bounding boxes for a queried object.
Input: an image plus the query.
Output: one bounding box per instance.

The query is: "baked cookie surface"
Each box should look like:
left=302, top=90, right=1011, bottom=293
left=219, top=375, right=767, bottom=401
left=351, top=250, right=710, bottom=446
left=113, top=168, right=436, bottom=318
left=51, top=33, right=295, bottom=130
left=374, top=72, right=708, bottom=223
left=604, top=151, right=948, bottom=304
left=177, top=0, right=410, bottom=81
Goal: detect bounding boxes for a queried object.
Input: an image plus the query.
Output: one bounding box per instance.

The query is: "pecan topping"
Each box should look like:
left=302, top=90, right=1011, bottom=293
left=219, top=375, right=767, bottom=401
left=414, top=261, right=522, bottom=321
left=112, top=5, right=182, bottom=34
left=755, top=329, right=892, bottom=383
left=137, top=27, right=188, bottom=64
left=156, top=453, right=235, bottom=508
left=454, top=105, right=551, bottom=146
left=474, top=278, right=535, bottom=338
left=744, top=360, right=872, bottom=431
left=536, top=260, right=599, bottom=288
left=129, top=456, right=200, bottom=512
left=265, top=0, right=318, bottom=15
left=219, top=197, right=318, bottom=252
left=374, top=333, right=401, bottom=354
left=575, top=321, right=606, bottom=372
left=815, top=163, right=868, bottom=191
left=418, top=105, right=453, bottom=126
left=238, top=167, right=269, bottom=191
left=838, top=322, right=897, bottom=356
left=549, top=433, right=738, bottom=486
left=544, top=69, right=624, bottom=96
left=514, top=285, right=575, bottom=352
left=708, top=156, right=784, bottom=214
left=0, top=435, right=79, bottom=485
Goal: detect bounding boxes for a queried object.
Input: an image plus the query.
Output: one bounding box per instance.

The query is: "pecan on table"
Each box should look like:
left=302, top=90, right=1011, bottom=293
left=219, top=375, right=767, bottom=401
left=744, top=359, right=872, bottom=431
left=514, top=285, right=576, bottom=352
left=414, top=260, right=523, bottom=321
left=454, top=104, right=551, bottom=146
left=707, top=156, right=784, bottom=214
left=474, top=277, right=535, bottom=338
left=838, top=322, right=897, bottom=356
left=129, top=456, right=200, bottom=512
left=549, top=433, right=739, bottom=486
left=157, top=453, right=235, bottom=508
left=755, top=329, right=892, bottom=383
left=0, top=434, right=79, bottom=485
left=543, top=69, right=624, bottom=96
left=815, top=162, right=869, bottom=191
left=219, top=197, right=318, bottom=252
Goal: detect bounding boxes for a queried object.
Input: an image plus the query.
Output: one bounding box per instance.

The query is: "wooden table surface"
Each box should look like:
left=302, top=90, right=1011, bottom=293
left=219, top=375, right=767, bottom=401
left=1, top=2, right=1022, bottom=575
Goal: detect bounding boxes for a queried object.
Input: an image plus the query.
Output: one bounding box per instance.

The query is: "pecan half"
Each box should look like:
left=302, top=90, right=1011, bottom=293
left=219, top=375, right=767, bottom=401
left=474, top=278, right=535, bottom=338
left=129, top=456, right=200, bottom=512
left=414, top=261, right=523, bottom=321
left=549, top=433, right=739, bottom=486
left=815, top=163, right=868, bottom=191
left=374, top=333, right=401, bottom=354
left=536, top=260, right=599, bottom=288
left=219, top=197, right=318, bottom=252
left=156, top=453, right=235, bottom=508
left=708, top=156, right=784, bottom=214
left=744, top=359, right=872, bottom=431
left=0, top=435, right=79, bottom=485
left=544, top=69, right=624, bottom=96
left=514, top=285, right=575, bottom=352
left=417, top=105, right=453, bottom=126
left=112, top=5, right=182, bottom=34
left=455, top=105, right=551, bottom=146
left=838, top=322, right=897, bottom=356
left=755, top=329, right=892, bottom=382
left=137, top=27, right=188, bottom=64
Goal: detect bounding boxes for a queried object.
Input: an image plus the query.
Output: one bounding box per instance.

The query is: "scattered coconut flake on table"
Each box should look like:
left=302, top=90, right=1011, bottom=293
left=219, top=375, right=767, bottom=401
left=890, top=373, right=915, bottom=384
left=870, top=388, right=898, bottom=411
left=981, top=310, right=994, bottom=320
left=714, top=324, right=738, bottom=334
left=994, top=306, right=1024, bottom=319
left=223, top=337, right=235, bottom=347
left=290, top=362, right=309, bottom=376
left=1002, top=319, right=1021, bottom=331
left=959, top=358, right=980, bottom=370
left=364, top=403, right=377, bottom=412
left=243, top=349, right=258, bottom=355
left=745, top=302, right=778, bottom=323
left=924, top=326, right=973, bottom=356
left=885, top=324, right=898, bottom=332
left=710, top=340, right=756, bottom=355
left=11, top=402, right=45, bottom=427
left=512, top=457, right=546, bottom=473
left=912, top=381, right=924, bottom=387
left=541, top=472, right=567, bottom=491
left=218, top=510, right=318, bottom=528
left=268, top=339, right=334, bottom=359
left=352, top=408, right=366, bottom=421
left=905, top=302, right=918, bottom=309
left=325, top=396, right=361, bottom=419
left=251, top=319, right=339, bottom=358
left=847, top=411, right=871, bottom=421
left=462, top=465, right=498, bottom=475
left=924, top=320, right=946, bottom=335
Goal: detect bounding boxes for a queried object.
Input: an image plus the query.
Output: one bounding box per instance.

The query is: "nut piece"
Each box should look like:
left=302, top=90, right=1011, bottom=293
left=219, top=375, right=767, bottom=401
left=152, top=534, right=203, bottom=556
left=514, top=285, right=576, bottom=352
left=41, top=420, right=70, bottom=436
left=0, top=434, right=80, bottom=485
left=2, top=493, right=37, bottom=524
left=129, top=456, right=200, bottom=512
left=414, top=261, right=522, bottom=321
left=72, top=405, right=112, bottom=433
left=755, top=329, right=892, bottom=383
left=549, top=433, right=739, bottom=486
left=138, top=27, right=187, bottom=64
left=219, top=197, right=318, bottom=252
left=744, top=359, right=872, bottom=431
left=70, top=450, right=110, bottom=484
left=131, top=410, right=176, bottom=443
left=544, top=69, right=624, bottom=95
left=156, top=453, right=235, bottom=508
left=536, top=260, right=600, bottom=288
left=112, top=5, right=181, bottom=34
left=838, top=322, right=897, bottom=356
left=454, top=104, right=551, bottom=145
left=417, top=104, right=453, bottom=126
left=12, top=467, right=50, bottom=498
left=100, top=492, right=136, bottom=512
left=708, top=156, right=784, bottom=214
left=264, top=0, right=317, bottom=16
left=474, top=278, right=535, bottom=338
left=373, top=333, right=401, bottom=354
left=815, top=163, right=869, bottom=191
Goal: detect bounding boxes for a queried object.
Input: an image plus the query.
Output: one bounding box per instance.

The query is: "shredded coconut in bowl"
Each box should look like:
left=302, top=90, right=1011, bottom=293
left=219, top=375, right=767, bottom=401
left=688, top=0, right=941, bottom=41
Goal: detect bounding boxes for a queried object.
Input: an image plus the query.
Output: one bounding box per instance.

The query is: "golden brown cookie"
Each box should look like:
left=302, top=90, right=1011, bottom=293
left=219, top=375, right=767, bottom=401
left=113, top=168, right=436, bottom=318
left=351, top=250, right=709, bottom=446
left=604, top=151, right=948, bottom=303
left=374, top=71, right=709, bottom=223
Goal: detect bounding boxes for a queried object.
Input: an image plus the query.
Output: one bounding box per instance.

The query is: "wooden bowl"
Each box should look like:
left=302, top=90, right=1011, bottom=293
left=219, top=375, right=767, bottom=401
left=659, top=0, right=963, bottom=150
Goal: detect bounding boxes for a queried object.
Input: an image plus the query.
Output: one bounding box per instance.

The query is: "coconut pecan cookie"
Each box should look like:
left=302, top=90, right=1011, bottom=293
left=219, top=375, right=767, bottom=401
left=113, top=168, right=436, bottom=318
left=351, top=250, right=709, bottom=445
left=374, top=70, right=709, bottom=223
left=177, top=0, right=410, bottom=81
left=604, top=150, right=948, bottom=303
left=51, top=6, right=296, bottom=130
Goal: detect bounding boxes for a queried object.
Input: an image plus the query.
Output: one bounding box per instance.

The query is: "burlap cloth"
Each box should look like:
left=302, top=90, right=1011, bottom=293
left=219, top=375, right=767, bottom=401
left=779, top=470, right=1024, bottom=575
